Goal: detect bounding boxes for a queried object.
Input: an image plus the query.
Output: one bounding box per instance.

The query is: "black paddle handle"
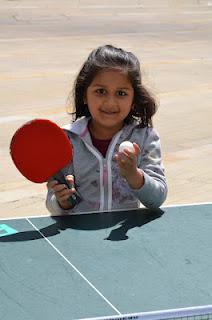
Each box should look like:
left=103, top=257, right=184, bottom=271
left=53, top=171, right=81, bottom=207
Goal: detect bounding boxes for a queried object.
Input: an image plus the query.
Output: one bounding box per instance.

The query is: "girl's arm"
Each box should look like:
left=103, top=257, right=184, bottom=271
left=133, top=128, right=167, bottom=209
left=116, top=128, right=167, bottom=209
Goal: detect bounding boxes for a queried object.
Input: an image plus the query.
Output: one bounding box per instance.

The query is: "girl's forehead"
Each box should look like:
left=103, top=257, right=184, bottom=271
left=91, top=69, right=131, bottom=86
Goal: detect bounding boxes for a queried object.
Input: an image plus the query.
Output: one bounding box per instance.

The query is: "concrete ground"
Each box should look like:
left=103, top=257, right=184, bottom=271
left=0, top=0, right=212, bottom=218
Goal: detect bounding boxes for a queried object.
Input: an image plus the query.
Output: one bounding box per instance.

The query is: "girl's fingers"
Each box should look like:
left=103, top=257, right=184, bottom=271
left=66, top=175, right=75, bottom=188
left=48, top=175, right=75, bottom=190
left=58, top=192, right=71, bottom=202
left=47, top=180, right=58, bottom=189
left=53, top=183, right=68, bottom=193
left=56, top=187, right=75, bottom=201
left=117, top=152, right=134, bottom=166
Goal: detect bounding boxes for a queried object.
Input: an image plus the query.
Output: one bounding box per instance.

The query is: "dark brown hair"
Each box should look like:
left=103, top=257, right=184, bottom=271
left=69, top=45, right=158, bottom=127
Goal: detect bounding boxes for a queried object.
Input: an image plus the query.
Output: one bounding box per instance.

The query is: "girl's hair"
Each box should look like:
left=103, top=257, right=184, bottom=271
left=69, top=45, right=158, bottom=127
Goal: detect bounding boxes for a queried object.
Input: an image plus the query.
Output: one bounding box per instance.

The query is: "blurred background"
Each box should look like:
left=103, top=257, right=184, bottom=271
left=0, top=0, right=212, bottom=217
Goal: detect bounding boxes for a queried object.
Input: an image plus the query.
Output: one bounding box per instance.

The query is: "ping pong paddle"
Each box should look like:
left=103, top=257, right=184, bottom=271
left=10, top=118, right=81, bottom=207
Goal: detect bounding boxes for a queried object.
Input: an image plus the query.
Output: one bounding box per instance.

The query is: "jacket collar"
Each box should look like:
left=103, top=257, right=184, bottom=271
left=62, top=117, right=90, bottom=137
left=62, top=116, right=139, bottom=140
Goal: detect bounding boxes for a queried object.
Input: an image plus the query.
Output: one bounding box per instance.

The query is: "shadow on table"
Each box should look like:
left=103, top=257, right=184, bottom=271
left=0, top=208, right=164, bottom=242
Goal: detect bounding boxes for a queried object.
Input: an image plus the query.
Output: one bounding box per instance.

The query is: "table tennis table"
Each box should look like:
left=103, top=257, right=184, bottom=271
left=0, top=203, right=212, bottom=320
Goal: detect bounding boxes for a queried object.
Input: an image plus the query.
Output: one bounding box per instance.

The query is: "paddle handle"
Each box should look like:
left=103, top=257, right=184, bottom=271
left=53, top=171, right=81, bottom=207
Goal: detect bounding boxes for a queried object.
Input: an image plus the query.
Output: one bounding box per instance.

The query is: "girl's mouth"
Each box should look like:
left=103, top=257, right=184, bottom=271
left=100, top=110, right=118, bottom=115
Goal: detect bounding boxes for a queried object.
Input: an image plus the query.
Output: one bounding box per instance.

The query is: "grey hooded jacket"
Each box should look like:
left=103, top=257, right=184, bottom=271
left=46, top=117, right=167, bottom=215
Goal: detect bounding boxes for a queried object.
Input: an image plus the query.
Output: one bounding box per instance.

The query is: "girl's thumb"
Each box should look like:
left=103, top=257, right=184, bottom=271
left=66, top=175, right=74, bottom=188
left=133, top=143, right=141, bottom=156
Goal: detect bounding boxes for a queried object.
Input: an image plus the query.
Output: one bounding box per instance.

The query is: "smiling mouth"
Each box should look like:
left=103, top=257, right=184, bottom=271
left=101, top=110, right=118, bottom=115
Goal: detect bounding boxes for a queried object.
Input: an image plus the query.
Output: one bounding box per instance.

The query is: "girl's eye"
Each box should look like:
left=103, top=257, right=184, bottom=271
left=96, top=88, right=106, bottom=95
left=95, top=89, right=127, bottom=96
left=117, top=90, right=127, bottom=96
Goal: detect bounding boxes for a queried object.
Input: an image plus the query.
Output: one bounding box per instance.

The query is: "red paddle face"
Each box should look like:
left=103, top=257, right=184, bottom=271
left=10, top=119, right=72, bottom=183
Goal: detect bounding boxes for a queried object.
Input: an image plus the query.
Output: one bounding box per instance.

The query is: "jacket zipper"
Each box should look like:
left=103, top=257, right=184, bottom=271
left=106, top=130, right=123, bottom=211
left=84, top=129, right=122, bottom=211
left=83, top=142, right=105, bottom=211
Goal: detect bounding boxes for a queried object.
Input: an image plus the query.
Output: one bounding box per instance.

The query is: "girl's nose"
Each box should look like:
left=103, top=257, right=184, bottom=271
left=104, top=95, right=117, bottom=107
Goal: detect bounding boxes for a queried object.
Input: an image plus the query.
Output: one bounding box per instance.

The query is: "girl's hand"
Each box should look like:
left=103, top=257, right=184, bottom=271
left=47, top=175, right=76, bottom=209
left=115, top=143, right=144, bottom=189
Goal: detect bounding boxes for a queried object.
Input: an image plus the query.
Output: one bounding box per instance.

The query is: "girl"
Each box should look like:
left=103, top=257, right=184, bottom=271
left=46, top=45, right=167, bottom=215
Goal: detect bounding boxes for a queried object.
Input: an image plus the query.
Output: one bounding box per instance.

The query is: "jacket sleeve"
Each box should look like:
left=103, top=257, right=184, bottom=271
left=131, top=127, right=168, bottom=209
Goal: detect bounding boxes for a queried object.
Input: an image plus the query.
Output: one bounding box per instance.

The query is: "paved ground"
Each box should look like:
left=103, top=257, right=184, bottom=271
left=0, top=0, right=212, bottom=218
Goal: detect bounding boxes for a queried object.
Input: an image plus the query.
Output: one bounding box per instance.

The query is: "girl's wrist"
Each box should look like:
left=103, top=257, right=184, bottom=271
left=127, top=169, right=144, bottom=190
left=58, top=200, right=74, bottom=210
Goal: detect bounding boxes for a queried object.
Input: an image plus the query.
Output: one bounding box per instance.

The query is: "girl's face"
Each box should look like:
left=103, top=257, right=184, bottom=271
left=86, top=69, right=134, bottom=138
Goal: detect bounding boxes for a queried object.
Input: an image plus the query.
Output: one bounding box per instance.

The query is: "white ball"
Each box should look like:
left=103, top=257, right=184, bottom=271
left=119, top=141, right=134, bottom=153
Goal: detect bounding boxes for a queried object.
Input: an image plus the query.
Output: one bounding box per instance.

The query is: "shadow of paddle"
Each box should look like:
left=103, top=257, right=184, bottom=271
left=0, top=208, right=164, bottom=242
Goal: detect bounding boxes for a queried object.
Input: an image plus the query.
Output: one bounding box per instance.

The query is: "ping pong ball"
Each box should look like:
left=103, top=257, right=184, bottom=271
left=119, top=141, right=134, bottom=153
